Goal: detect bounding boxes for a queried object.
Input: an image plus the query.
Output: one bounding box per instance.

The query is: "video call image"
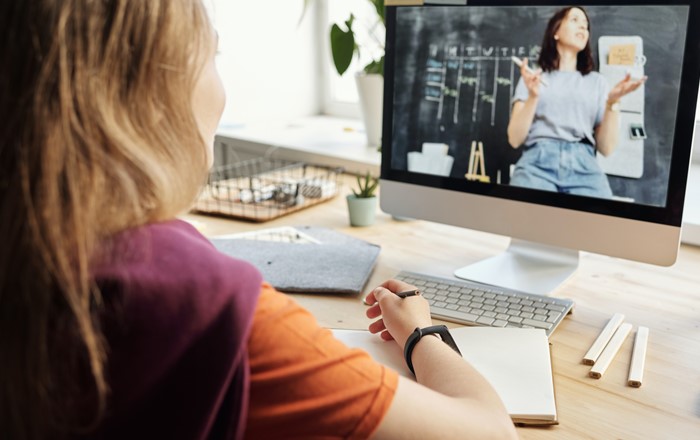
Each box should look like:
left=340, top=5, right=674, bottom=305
left=390, top=5, right=689, bottom=207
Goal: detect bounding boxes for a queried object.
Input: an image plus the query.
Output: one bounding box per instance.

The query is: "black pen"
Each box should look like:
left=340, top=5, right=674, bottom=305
left=396, top=289, right=420, bottom=298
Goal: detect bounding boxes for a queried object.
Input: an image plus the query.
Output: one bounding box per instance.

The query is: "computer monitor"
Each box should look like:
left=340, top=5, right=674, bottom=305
left=380, top=1, right=700, bottom=295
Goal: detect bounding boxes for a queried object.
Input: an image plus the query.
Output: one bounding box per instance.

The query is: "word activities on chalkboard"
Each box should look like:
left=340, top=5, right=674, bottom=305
left=423, top=43, right=541, bottom=126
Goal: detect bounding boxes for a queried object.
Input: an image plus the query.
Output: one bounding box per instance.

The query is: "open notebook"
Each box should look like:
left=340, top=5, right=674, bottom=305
left=332, top=327, right=558, bottom=425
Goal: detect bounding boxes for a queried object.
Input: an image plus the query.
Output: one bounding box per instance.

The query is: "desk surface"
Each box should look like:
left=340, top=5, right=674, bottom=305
left=185, top=178, right=700, bottom=440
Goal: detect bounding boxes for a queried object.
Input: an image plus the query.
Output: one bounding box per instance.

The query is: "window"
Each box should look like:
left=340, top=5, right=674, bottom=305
left=322, top=0, right=385, bottom=117
left=208, top=0, right=319, bottom=125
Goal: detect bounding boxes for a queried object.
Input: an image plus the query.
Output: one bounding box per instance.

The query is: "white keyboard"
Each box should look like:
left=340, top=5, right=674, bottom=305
left=395, top=271, right=574, bottom=336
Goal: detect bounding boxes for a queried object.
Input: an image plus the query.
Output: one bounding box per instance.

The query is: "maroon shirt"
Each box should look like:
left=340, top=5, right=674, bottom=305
left=92, top=220, right=262, bottom=439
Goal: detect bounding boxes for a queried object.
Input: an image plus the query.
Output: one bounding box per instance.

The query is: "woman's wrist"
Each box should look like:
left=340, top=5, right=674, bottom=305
left=606, top=99, right=621, bottom=112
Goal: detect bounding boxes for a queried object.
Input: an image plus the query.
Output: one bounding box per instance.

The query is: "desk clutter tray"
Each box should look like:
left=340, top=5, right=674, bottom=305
left=193, top=158, right=342, bottom=222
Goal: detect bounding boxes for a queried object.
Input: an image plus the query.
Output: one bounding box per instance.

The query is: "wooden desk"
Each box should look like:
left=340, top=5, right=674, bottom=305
left=185, top=181, right=700, bottom=439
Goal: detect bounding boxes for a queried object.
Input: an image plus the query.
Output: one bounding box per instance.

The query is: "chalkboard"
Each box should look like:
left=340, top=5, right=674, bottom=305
left=389, top=5, right=689, bottom=207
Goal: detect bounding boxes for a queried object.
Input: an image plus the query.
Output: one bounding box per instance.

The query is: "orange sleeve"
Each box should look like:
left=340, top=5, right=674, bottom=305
left=244, top=283, right=399, bottom=440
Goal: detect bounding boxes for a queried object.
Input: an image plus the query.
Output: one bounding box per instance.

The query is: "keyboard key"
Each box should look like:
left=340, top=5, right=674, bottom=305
left=546, top=304, right=567, bottom=312
left=546, top=313, right=561, bottom=323
left=521, top=318, right=553, bottom=330
left=477, top=316, right=495, bottom=325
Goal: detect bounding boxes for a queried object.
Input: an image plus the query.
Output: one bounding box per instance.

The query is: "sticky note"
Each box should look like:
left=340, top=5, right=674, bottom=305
left=608, top=44, right=636, bottom=66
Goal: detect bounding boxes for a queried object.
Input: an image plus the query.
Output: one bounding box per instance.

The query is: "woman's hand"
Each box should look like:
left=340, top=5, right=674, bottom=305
left=608, top=72, right=647, bottom=104
left=520, top=57, right=543, bottom=98
left=364, top=279, right=433, bottom=349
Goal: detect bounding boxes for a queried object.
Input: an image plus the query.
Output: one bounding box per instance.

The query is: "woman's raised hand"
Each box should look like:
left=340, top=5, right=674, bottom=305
left=521, top=57, right=543, bottom=98
left=608, top=72, right=648, bottom=103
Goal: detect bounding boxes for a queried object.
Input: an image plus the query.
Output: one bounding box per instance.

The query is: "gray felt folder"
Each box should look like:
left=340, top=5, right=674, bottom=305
left=210, top=226, right=380, bottom=294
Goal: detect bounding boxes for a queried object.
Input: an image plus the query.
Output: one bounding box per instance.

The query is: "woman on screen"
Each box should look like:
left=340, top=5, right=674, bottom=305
left=0, top=1, right=517, bottom=439
left=507, top=6, right=646, bottom=198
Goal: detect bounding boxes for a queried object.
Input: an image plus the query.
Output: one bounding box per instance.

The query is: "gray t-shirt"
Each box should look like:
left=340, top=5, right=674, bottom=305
left=512, top=70, right=610, bottom=146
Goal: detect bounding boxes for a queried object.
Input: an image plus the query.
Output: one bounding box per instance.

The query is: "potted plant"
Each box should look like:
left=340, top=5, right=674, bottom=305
left=330, top=1, right=385, bottom=149
left=347, top=172, right=379, bottom=227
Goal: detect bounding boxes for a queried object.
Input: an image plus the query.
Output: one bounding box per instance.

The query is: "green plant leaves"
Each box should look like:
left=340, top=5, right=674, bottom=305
left=353, top=172, right=379, bottom=198
left=330, top=15, right=356, bottom=76
left=363, top=56, right=384, bottom=75
left=325, top=1, right=385, bottom=77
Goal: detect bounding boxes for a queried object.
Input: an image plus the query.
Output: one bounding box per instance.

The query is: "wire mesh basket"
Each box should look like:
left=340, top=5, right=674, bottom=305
left=193, top=157, right=343, bottom=222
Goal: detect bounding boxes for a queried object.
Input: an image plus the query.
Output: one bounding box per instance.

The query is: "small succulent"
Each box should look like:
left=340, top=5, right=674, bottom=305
left=352, top=172, right=379, bottom=198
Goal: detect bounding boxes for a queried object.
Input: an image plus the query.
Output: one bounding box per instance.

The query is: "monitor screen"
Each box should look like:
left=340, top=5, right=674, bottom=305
left=380, top=1, right=700, bottom=294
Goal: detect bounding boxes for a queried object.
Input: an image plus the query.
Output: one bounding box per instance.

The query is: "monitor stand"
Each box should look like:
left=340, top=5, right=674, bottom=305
left=454, top=239, right=579, bottom=296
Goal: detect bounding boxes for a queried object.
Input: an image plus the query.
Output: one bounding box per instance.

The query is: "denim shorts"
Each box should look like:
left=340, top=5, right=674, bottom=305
left=509, top=139, right=613, bottom=199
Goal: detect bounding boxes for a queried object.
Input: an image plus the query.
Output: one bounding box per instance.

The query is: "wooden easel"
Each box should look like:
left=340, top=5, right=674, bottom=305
left=465, top=141, right=491, bottom=183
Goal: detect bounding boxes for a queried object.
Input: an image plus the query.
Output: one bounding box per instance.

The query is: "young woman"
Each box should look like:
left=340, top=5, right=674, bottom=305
left=0, top=1, right=517, bottom=439
left=507, top=6, right=646, bottom=198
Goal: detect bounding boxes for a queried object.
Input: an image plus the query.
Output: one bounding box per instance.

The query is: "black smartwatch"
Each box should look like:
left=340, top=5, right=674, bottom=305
left=403, top=325, right=462, bottom=375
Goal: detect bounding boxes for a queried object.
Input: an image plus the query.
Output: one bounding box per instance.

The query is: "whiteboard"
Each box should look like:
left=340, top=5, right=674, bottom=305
left=597, top=36, right=646, bottom=179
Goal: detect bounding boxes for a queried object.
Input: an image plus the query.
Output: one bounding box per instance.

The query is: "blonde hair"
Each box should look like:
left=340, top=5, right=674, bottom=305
left=0, top=0, right=212, bottom=437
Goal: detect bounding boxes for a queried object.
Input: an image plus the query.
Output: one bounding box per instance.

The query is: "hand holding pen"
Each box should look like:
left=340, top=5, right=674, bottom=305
left=364, top=279, right=432, bottom=348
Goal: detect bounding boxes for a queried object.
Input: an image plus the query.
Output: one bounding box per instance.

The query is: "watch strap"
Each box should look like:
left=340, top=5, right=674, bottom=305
left=403, top=325, right=463, bottom=375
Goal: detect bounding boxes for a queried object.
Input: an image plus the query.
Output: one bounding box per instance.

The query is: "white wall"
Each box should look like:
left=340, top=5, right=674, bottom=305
left=210, top=0, right=320, bottom=126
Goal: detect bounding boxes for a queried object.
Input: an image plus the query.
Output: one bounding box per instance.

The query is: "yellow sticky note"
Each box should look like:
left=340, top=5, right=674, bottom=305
left=608, top=44, right=636, bottom=66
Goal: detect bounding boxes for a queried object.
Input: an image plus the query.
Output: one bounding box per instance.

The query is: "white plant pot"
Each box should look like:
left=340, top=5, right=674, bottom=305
left=355, top=73, right=383, bottom=148
left=346, top=195, right=377, bottom=227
